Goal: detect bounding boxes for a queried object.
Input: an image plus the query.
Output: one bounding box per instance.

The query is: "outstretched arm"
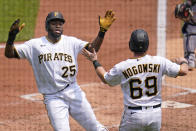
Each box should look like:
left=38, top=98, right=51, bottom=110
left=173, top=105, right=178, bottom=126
left=5, top=19, right=25, bottom=58
left=81, top=48, right=107, bottom=83
left=171, top=57, right=189, bottom=75
left=86, top=10, right=116, bottom=52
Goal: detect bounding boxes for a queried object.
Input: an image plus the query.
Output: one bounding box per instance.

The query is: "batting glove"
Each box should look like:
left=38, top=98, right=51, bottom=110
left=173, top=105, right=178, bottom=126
left=7, top=19, right=25, bottom=45
left=99, top=10, right=116, bottom=32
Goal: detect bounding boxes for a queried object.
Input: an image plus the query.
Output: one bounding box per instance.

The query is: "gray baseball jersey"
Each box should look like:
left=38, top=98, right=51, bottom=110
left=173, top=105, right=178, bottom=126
left=182, top=3, right=196, bottom=68
left=184, top=4, right=196, bottom=33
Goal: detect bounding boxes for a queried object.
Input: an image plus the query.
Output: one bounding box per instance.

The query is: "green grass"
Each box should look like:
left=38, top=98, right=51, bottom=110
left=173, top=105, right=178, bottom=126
left=0, top=0, right=39, bottom=43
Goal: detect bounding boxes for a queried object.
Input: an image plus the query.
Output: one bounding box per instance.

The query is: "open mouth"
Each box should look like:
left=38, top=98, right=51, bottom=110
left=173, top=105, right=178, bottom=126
left=54, top=30, right=61, bottom=34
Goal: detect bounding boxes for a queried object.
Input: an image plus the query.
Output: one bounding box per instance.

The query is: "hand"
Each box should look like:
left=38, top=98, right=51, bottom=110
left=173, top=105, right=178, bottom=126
left=81, top=48, right=97, bottom=62
left=171, top=57, right=188, bottom=65
left=9, top=19, right=25, bottom=36
left=7, top=19, right=25, bottom=45
left=99, top=10, right=116, bottom=32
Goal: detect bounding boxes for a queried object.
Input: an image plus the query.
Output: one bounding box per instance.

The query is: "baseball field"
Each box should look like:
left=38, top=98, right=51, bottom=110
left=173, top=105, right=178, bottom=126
left=0, top=0, right=196, bottom=131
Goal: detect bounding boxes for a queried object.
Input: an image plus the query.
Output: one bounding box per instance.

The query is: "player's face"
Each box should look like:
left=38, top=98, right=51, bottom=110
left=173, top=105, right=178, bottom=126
left=48, top=19, right=64, bottom=38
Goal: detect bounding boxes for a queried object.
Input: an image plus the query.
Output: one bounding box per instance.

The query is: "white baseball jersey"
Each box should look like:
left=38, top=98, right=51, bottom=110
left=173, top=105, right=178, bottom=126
left=104, top=55, right=180, bottom=107
left=15, top=35, right=88, bottom=94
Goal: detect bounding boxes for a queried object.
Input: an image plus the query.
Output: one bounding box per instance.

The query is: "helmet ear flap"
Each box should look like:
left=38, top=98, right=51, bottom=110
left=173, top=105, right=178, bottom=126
left=129, top=38, right=135, bottom=52
left=45, top=21, right=49, bottom=32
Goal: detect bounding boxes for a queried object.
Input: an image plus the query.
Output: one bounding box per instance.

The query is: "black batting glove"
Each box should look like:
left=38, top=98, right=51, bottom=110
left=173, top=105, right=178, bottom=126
left=7, top=19, right=25, bottom=45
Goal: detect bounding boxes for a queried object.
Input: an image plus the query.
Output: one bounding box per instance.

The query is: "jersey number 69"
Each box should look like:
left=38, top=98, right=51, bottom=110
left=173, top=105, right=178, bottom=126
left=129, top=76, right=158, bottom=99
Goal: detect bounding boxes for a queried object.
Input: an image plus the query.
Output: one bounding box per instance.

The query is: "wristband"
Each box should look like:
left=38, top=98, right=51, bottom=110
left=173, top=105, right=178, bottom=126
left=6, top=37, right=15, bottom=45
left=100, top=27, right=107, bottom=32
left=93, top=60, right=102, bottom=69
left=7, top=33, right=17, bottom=45
left=98, top=30, right=105, bottom=38
left=180, top=61, right=188, bottom=65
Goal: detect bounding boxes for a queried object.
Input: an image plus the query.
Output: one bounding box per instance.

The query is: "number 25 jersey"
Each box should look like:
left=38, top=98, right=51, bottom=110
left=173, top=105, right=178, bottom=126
left=15, top=35, right=88, bottom=94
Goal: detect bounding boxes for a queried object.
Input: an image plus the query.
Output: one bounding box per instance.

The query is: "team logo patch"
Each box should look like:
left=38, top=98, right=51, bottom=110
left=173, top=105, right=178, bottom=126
left=54, top=12, right=58, bottom=16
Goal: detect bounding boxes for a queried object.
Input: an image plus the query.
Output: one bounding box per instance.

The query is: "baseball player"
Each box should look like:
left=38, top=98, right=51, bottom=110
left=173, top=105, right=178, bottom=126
left=82, top=29, right=188, bottom=131
left=175, top=0, right=196, bottom=71
left=4, top=10, right=115, bottom=131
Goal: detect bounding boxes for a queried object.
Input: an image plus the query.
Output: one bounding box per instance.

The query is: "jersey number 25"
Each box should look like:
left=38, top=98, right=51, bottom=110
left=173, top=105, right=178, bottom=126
left=62, top=65, right=76, bottom=78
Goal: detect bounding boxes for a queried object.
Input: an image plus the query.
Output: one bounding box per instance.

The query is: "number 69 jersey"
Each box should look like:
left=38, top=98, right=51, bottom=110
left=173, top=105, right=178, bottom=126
left=104, top=55, right=180, bottom=107
left=15, top=35, right=88, bottom=94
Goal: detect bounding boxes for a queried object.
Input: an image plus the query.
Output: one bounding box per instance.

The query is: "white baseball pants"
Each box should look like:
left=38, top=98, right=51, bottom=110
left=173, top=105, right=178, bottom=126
left=43, top=83, right=107, bottom=131
left=119, top=105, right=161, bottom=131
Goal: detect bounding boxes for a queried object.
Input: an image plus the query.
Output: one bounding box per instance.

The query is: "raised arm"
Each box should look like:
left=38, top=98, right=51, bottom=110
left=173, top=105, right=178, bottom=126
left=86, top=10, right=116, bottom=52
left=81, top=48, right=107, bottom=83
left=4, top=19, right=25, bottom=58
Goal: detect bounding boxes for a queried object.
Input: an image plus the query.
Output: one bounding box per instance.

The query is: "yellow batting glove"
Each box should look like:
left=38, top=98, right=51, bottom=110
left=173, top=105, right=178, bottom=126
left=99, top=10, right=116, bottom=32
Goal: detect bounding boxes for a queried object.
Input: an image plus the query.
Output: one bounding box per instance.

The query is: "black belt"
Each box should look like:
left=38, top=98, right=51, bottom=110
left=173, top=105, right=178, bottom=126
left=128, top=104, right=161, bottom=110
left=59, top=84, right=69, bottom=92
left=43, top=84, right=69, bottom=95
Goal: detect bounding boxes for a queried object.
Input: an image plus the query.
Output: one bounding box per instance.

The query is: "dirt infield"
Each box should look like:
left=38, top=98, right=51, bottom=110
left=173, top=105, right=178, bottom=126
left=0, top=0, right=196, bottom=131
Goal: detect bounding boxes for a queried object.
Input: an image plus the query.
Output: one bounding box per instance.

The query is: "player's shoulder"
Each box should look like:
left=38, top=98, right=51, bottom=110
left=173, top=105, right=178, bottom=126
left=142, top=55, right=171, bottom=65
left=61, top=35, right=79, bottom=41
left=113, top=60, right=130, bottom=70
left=22, top=37, right=43, bottom=46
left=146, top=55, right=166, bottom=61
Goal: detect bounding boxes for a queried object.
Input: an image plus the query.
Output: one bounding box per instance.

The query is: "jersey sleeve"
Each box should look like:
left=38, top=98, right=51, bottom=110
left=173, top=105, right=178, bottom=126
left=72, top=37, right=88, bottom=55
left=14, top=40, right=33, bottom=63
left=162, top=57, right=181, bottom=77
left=104, top=65, right=121, bottom=86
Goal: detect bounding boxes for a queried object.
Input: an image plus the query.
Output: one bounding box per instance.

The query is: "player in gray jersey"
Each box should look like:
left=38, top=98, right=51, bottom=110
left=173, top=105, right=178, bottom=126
left=82, top=29, right=188, bottom=131
left=4, top=11, right=115, bottom=131
left=175, top=0, right=196, bottom=70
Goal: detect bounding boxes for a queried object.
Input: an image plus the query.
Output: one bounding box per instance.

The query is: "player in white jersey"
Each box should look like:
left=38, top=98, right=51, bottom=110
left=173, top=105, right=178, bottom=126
left=82, top=29, right=189, bottom=131
left=4, top=11, right=115, bottom=131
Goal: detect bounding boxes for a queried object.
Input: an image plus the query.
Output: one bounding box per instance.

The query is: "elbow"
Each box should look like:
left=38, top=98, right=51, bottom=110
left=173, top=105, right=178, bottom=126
left=4, top=51, right=14, bottom=58
left=87, top=43, right=99, bottom=53
left=4, top=52, right=10, bottom=58
left=183, top=68, right=189, bottom=75
left=179, top=71, right=188, bottom=76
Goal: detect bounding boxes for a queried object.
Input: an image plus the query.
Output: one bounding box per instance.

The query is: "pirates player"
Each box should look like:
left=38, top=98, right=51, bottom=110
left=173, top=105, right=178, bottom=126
left=5, top=11, right=115, bottom=131
left=82, top=29, right=188, bottom=131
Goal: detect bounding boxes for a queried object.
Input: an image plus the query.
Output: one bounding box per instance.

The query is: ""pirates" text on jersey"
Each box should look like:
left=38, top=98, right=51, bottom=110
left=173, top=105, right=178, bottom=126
left=38, top=53, right=73, bottom=64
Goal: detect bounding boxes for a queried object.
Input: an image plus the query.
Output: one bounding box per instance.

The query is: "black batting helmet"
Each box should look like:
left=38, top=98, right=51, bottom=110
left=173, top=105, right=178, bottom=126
left=129, top=29, right=149, bottom=53
left=45, top=11, right=65, bottom=31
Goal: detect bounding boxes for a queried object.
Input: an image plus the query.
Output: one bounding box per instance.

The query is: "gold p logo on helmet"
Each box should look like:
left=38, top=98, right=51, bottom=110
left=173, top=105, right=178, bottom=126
left=54, top=12, right=58, bottom=17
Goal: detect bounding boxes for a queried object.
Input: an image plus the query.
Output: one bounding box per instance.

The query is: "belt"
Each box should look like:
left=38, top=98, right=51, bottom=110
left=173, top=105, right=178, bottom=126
left=58, top=84, right=70, bottom=92
left=128, top=104, right=161, bottom=110
left=43, top=84, right=69, bottom=95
